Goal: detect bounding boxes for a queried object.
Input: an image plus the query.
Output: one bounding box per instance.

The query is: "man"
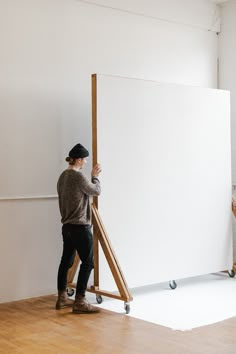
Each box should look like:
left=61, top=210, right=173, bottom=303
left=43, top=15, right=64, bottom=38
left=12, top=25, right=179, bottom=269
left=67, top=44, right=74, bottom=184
left=56, top=143, right=101, bottom=313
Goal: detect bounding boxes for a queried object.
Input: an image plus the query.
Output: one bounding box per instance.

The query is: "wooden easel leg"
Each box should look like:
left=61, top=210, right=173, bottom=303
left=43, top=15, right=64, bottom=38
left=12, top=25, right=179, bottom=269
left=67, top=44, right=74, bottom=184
left=67, top=252, right=80, bottom=290
left=89, top=205, right=133, bottom=304
left=93, top=224, right=99, bottom=288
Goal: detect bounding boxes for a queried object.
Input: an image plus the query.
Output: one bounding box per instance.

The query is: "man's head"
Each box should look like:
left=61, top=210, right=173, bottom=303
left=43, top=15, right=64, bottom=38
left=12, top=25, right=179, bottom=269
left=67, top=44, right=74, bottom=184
left=69, top=143, right=89, bottom=159
left=66, top=143, right=89, bottom=167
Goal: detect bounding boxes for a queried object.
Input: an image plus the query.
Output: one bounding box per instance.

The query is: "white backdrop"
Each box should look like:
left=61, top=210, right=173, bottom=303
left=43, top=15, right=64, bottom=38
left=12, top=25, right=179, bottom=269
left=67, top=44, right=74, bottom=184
left=96, top=74, right=233, bottom=290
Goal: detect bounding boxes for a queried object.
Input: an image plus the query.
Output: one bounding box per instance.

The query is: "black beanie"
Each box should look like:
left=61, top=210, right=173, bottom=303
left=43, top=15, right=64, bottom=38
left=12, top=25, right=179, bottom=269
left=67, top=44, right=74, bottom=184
left=69, top=143, right=89, bottom=159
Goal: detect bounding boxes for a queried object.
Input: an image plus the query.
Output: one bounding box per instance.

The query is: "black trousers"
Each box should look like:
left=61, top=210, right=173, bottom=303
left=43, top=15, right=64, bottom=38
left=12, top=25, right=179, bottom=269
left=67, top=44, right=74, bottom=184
left=57, top=224, right=94, bottom=296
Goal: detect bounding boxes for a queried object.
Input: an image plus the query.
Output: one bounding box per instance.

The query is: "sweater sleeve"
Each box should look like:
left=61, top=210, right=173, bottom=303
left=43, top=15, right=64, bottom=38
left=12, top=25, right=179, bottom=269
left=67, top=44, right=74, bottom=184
left=78, top=172, right=101, bottom=196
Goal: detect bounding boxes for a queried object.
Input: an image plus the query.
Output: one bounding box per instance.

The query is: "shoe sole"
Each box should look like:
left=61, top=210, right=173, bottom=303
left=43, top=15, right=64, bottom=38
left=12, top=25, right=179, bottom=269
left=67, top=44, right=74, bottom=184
left=72, top=309, right=100, bottom=314
left=55, top=304, right=73, bottom=310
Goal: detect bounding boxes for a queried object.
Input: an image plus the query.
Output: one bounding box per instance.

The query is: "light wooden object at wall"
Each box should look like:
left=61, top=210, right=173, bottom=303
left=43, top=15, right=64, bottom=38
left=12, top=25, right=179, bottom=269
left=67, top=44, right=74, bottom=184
left=67, top=74, right=132, bottom=310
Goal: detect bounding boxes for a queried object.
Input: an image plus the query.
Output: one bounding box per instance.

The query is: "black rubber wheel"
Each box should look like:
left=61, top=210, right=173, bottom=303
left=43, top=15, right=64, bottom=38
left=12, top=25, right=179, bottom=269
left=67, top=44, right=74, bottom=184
left=66, top=288, right=75, bottom=297
left=96, top=295, right=103, bottom=304
left=169, top=280, right=177, bottom=290
left=124, top=302, right=130, bottom=314
left=228, top=269, right=235, bottom=278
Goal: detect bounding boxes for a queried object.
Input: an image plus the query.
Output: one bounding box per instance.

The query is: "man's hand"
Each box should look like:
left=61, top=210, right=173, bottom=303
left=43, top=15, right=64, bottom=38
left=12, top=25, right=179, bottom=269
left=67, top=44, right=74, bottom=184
left=232, top=196, right=236, bottom=217
left=92, top=164, right=102, bottom=177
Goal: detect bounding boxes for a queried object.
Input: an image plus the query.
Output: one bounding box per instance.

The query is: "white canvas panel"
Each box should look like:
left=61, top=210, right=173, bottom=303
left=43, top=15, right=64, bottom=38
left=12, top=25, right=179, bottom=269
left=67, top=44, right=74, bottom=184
left=95, top=74, right=232, bottom=290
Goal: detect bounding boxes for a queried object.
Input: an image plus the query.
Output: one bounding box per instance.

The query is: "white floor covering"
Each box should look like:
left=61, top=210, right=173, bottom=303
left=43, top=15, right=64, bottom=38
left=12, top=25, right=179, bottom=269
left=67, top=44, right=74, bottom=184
left=89, top=273, right=236, bottom=331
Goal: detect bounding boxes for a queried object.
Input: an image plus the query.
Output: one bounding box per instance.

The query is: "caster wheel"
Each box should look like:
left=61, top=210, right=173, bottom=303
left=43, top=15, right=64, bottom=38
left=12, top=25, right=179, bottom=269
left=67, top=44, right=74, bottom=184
left=96, top=295, right=103, bottom=304
left=228, top=269, right=235, bottom=278
left=66, top=288, right=75, bottom=297
left=124, top=302, right=130, bottom=314
left=169, top=280, right=177, bottom=290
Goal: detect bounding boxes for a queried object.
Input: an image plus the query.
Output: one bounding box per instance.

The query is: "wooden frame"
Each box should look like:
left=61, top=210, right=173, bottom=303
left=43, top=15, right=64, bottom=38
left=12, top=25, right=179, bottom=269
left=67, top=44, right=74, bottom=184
left=66, top=74, right=132, bottom=312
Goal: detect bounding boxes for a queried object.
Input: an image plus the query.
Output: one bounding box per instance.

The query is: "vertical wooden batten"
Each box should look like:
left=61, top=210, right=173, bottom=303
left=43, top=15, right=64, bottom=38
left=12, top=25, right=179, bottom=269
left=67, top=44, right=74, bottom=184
left=92, top=73, right=98, bottom=208
left=92, top=73, right=99, bottom=287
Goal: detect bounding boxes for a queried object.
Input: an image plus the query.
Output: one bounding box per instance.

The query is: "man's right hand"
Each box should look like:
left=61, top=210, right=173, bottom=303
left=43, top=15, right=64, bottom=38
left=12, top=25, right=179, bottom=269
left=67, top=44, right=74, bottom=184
left=232, top=196, right=236, bottom=217
left=92, top=164, right=102, bottom=177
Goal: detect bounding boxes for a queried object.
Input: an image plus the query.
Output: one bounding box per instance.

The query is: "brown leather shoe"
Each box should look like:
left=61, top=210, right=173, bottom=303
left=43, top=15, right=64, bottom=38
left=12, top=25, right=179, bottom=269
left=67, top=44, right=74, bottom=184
left=73, top=295, right=100, bottom=314
left=56, top=290, right=74, bottom=309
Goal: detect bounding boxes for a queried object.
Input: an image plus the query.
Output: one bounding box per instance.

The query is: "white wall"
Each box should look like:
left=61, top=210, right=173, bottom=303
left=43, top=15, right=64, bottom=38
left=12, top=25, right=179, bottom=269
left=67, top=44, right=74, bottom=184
left=219, top=0, right=236, bottom=182
left=218, top=0, right=236, bottom=259
left=0, top=0, right=220, bottom=303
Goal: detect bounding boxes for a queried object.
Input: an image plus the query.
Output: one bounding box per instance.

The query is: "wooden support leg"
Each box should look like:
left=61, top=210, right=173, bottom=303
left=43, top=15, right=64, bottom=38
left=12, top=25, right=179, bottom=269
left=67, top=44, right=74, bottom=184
left=90, top=204, right=133, bottom=302
left=66, top=205, right=133, bottom=307
left=93, top=223, right=99, bottom=288
left=67, top=252, right=80, bottom=291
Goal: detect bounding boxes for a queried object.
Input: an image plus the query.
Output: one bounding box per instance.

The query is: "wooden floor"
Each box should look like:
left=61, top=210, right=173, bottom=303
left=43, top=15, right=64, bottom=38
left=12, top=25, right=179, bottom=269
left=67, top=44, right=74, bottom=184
left=0, top=295, right=236, bottom=354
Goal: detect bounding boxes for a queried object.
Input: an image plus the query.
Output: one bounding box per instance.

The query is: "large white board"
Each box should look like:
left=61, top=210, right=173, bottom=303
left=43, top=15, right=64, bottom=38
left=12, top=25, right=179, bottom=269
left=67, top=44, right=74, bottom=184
left=95, top=74, right=233, bottom=290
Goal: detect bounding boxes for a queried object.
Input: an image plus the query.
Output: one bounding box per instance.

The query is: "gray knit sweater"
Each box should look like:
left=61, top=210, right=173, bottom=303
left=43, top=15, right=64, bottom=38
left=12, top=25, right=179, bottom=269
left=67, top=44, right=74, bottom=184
left=57, top=169, right=101, bottom=225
